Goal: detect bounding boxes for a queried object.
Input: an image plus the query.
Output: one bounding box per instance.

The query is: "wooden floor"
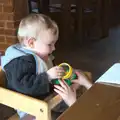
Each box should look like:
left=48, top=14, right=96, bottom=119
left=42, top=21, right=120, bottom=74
left=55, top=25, right=120, bottom=81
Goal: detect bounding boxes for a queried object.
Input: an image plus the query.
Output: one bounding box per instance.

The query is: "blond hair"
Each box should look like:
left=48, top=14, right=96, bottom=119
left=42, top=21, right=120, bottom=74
left=18, top=13, right=58, bottom=44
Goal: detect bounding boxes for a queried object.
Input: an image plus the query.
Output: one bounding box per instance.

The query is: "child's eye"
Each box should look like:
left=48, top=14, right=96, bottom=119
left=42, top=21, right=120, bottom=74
left=48, top=44, right=52, bottom=46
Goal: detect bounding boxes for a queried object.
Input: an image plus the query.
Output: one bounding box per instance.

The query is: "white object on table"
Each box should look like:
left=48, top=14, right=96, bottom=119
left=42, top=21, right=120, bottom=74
left=96, top=63, right=120, bottom=84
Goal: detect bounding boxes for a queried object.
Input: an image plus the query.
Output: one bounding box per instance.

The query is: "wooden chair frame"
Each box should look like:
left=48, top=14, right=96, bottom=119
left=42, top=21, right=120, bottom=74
left=0, top=67, right=91, bottom=120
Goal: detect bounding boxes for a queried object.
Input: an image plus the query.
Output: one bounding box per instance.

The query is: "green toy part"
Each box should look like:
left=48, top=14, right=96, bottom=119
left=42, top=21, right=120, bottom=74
left=52, top=73, right=77, bottom=86
left=52, top=62, right=77, bottom=86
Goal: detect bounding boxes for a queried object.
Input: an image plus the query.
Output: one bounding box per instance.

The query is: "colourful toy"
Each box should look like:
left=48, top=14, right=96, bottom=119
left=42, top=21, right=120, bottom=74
left=52, top=63, right=77, bottom=86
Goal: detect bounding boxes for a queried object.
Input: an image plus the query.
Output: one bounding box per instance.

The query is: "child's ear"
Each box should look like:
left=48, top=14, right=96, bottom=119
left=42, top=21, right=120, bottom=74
left=28, top=38, right=35, bottom=48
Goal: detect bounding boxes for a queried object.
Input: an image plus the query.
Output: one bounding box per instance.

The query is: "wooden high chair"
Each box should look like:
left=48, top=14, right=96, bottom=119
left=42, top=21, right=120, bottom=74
left=0, top=66, right=92, bottom=120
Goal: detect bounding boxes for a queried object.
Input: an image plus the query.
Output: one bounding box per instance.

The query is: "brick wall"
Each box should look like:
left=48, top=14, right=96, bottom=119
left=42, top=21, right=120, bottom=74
left=0, top=0, right=29, bottom=53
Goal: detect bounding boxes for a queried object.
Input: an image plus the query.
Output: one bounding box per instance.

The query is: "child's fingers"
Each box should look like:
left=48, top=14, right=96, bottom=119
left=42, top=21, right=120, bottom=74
left=59, top=80, right=72, bottom=92
left=56, top=66, right=65, bottom=72
left=54, top=85, right=66, bottom=93
left=61, top=79, right=69, bottom=87
left=56, top=66, right=64, bottom=70
left=57, top=70, right=64, bottom=73
left=54, top=88, right=64, bottom=97
left=57, top=76, right=62, bottom=79
left=58, top=80, right=68, bottom=90
left=57, top=74, right=64, bottom=79
left=57, top=72, right=64, bottom=76
left=56, top=67, right=65, bottom=78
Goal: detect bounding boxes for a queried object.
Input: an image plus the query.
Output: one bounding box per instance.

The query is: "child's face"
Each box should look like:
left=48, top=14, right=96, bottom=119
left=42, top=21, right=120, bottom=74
left=33, top=29, right=58, bottom=57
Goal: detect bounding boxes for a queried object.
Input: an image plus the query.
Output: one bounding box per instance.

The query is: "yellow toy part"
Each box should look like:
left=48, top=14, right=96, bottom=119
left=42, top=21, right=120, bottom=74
left=58, top=63, right=73, bottom=79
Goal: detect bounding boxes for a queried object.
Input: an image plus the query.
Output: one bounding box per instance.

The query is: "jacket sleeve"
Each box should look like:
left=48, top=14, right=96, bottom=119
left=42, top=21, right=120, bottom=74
left=4, top=55, right=51, bottom=97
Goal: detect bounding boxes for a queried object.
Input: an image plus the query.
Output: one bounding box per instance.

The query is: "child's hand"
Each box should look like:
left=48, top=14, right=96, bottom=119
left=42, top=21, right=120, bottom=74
left=54, top=80, right=76, bottom=107
left=47, top=66, right=64, bottom=80
left=72, top=71, right=92, bottom=89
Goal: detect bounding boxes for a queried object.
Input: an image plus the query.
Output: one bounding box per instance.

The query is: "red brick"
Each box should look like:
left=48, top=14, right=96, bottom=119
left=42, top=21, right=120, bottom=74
left=0, top=21, right=5, bottom=27
left=0, top=28, right=5, bottom=35
left=6, top=13, right=14, bottom=21
left=0, top=13, right=6, bottom=20
left=6, top=36, right=17, bottom=44
left=3, top=5, right=13, bottom=12
left=6, top=21, right=14, bottom=28
left=0, top=43, right=9, bottom=51
left=0, top=0, right=13, bottom=5
left=14, top=13, right=24, bottom=21
left=6, top=21, right=20, bottom=29
left=5, top=29, right=16, bottom=36
left=0, top=13, right=14, bottom=20
left=0, top=35, right=5, bottom=43
left=0, top=4, right=3, bottom=12
left=0, top=11, right=26, bottom=21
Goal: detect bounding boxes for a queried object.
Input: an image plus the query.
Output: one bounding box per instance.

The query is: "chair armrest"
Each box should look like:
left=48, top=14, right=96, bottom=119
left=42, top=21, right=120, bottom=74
left=0, top=87, right=49, bottom=120
left=45, top=93, right=62, bottom=109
